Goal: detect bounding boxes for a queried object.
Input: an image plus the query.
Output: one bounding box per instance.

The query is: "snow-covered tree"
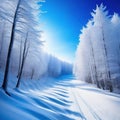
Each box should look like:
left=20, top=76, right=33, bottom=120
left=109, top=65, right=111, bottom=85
left=74, top=4, right=120, bottom=92
left=0, top=0, right=73, bottom=92
left=0, top=0, right=43, bottom=93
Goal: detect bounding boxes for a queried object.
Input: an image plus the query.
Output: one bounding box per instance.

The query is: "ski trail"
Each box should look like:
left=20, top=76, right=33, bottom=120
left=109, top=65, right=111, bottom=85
left=78, top=93, right=102, bottom=120
left=70, top=88, right=87, bottom=120
left=68, top=78, right=120, bottom=120
left=58, top=78, right=102, bottom=120
left=70, top=87, right=101, bottom=120
left=1, top=75, right=120, bottom=120
left=25, top=77, right=120, bottom=120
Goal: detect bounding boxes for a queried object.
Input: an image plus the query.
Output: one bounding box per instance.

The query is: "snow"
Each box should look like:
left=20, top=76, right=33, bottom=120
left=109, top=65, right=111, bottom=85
left=69, top=80, right=120, bottom=120
left=0, top=75, right=120, bottom=120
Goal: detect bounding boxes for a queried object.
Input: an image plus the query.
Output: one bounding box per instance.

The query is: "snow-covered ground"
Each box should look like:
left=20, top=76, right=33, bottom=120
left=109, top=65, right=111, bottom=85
left=0, top=75, right=120, bottom=120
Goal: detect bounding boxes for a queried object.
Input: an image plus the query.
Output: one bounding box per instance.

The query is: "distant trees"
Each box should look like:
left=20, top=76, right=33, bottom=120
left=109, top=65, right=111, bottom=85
left=47, top=55, right=72, bottom=77
left=74, top=4, right=120, bottom=92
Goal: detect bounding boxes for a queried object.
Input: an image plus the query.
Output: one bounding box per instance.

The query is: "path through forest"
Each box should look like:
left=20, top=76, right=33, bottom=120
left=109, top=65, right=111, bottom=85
left=0, top=75, right=120, bottom=120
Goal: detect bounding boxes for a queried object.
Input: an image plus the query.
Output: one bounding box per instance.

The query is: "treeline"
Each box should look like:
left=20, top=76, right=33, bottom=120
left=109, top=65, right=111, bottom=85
left=74, top=4, right=120, bottom=92
left=0, top=0, right=72, bottom=94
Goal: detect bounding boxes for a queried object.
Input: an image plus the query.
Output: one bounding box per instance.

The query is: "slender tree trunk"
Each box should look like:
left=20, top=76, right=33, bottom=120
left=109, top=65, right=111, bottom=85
left=101, top=27, right=112, bottom=91
left=16, top=32, right=29, bottom=88
left=31, top=68, right=35, bottom=80
left=89, top=38, right=100, bottom=88
left=2, top=0, right=21, bottom=94
left=88, top=37, right=95, bottom=84
left=17, top=37, right=23, bottom=78
left=0, top=22, right=5, bottom=68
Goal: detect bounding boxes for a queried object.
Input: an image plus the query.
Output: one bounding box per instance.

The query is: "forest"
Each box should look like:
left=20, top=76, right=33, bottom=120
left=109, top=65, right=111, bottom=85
left=74, top=4, right=120, bottom=92
left=0, top=0, right=72, bottom=94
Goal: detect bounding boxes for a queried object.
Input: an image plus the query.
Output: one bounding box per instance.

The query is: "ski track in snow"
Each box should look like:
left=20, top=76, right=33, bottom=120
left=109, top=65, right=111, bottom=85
left=71, top=89, right=101, bottom=120
left=0, top=75, right=120, bottom=120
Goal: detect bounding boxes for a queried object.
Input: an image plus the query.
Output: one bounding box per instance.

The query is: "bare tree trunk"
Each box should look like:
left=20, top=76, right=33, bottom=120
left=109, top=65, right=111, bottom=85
left=89, top=38, right=100, bottom=88
left=17, top=37, right=23, bottom=78
left=101, top=27, right=112, bottom=91
left=0, top=21, right=5, bottom=68
left=88, top=37, right=95, bottom=84
left=31, top=68, right=35, bottom=80
left=16, top=32, right=29, bottom=88
left=2, top=0, right=21, bottom=94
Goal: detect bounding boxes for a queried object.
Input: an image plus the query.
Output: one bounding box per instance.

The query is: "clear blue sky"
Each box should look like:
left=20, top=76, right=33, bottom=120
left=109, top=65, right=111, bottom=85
left=39, top=0, right=120, bottom=63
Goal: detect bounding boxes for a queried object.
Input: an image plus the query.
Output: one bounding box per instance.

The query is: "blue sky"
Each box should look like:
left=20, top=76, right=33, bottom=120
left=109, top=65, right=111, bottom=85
left=39, top=0, right=120, bottom=63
